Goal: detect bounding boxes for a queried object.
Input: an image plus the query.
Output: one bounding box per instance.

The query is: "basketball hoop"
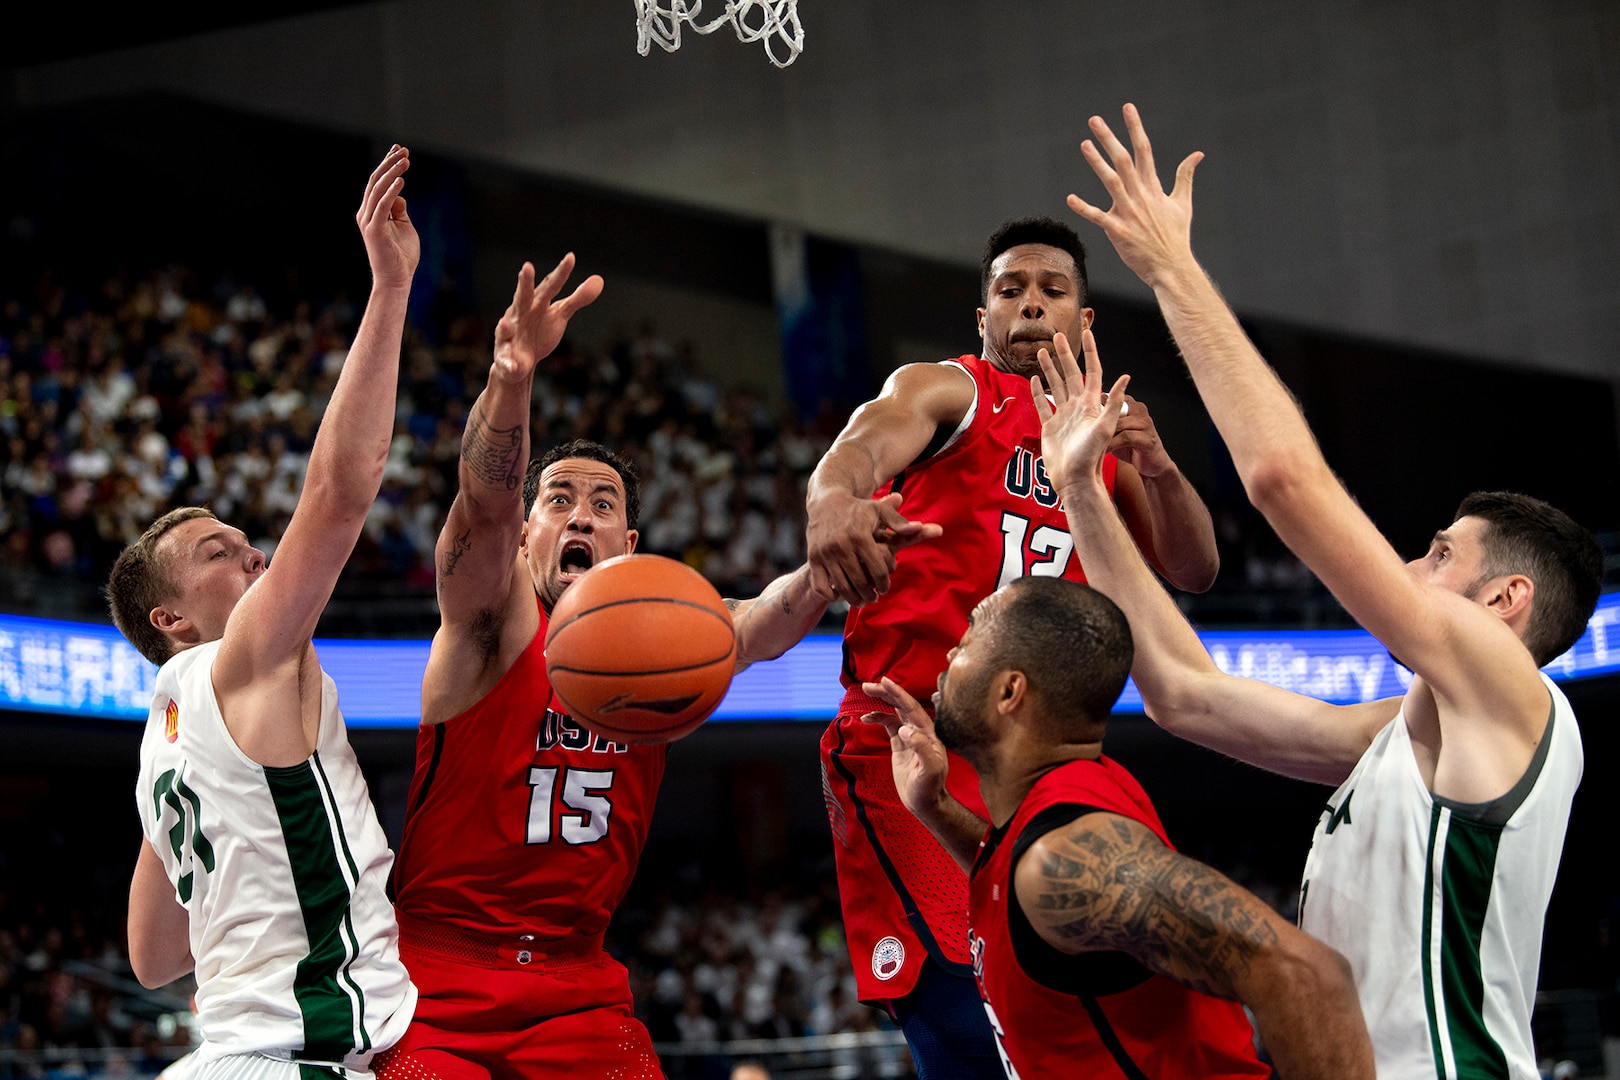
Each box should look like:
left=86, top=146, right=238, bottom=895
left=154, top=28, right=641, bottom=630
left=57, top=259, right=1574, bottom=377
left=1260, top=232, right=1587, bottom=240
left=633, top=0, right=804, bottom=69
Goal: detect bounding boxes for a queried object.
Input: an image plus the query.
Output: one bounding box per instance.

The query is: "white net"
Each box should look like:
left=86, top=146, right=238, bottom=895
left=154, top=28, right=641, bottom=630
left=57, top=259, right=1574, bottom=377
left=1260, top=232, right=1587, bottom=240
left=633, top=0, right=804, bottom=68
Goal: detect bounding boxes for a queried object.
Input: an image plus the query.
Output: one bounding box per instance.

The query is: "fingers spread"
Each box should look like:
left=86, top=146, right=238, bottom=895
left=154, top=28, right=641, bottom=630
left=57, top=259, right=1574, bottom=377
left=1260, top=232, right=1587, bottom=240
left=535, top=252, right=578, bottom=306
left=1080, top=328, right=1103, bottom=390
left=557, top=273, right=605, bottom=318
left=1080, top=139, right=1126, bottom=202
left=1088, top=115, right=1136, bottom=181
left=1122, top=103, right=1157, bottom=185
left=1173, top=151, right=1204, bottom=204
left=1105, top=374, right=1132, bottom=421
left=512, top=262, right=536, bottom=315
left=1031, top=373, right=1052, bottom=422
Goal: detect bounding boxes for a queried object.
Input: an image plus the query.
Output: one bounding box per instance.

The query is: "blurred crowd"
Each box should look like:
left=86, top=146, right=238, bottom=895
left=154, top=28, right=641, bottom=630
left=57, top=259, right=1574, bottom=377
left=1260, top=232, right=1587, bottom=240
left=0, top=843, right=892, bottom=1078
left=615, top=866, right=880, bottom=1046
left=0, top=264, right=832, bottom=625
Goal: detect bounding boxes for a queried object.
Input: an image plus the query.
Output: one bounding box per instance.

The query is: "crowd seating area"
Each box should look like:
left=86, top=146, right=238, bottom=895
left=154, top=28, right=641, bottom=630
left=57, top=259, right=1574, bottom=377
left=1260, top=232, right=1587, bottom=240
left=0, top=264, right=833, bottom=629
left=0, top=262, right=1354, bottom=635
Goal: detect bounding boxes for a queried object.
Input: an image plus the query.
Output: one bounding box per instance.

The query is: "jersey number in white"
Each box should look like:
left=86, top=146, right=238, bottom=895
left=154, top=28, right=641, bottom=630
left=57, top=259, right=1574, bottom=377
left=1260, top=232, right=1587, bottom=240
left=525, top=766, right=615, bottom=846
left=996, top=510, right=1075, bottom=590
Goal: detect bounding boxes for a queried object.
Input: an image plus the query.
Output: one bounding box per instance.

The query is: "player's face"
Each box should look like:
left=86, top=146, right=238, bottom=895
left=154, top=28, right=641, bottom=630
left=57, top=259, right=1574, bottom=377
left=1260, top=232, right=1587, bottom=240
left=1404, top=515, right=1492, bottom=598
left=523, top=457, right=639, bottom=613
left=977, top=244, right=1094, bottom=379
left=154, top=517, right=268, bottom=645
left=932, top=597, right=999, bottom=755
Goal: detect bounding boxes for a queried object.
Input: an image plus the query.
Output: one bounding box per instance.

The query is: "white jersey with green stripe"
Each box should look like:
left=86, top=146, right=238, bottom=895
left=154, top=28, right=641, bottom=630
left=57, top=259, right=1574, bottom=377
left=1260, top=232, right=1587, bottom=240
left=1299, top=673, right=1580, bottom=1080
left=136, top=641, right=416, bottom=1069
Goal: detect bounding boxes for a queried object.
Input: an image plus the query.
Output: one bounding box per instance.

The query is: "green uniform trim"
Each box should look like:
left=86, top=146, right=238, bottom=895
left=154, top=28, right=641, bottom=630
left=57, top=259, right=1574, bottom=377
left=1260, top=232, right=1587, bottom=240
left=1421, top=805, right=1509, bottom=1080
left=266, top=753, right=369, bottom=1061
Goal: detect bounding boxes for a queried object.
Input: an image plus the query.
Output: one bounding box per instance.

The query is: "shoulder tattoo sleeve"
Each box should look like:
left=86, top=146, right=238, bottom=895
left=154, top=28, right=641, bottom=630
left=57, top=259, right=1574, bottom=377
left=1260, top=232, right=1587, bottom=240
left=1020, top=812, right=1280, bottom=999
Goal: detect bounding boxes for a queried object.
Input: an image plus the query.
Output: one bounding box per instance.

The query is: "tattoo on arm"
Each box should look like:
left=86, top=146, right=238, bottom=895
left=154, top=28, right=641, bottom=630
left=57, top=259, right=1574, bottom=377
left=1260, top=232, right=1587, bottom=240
left=1026, top=814, right=1279, bottom=999
left=724, top=598, right=742, bottom=613
left=462, top=408, right=524, bottom=491
left=440, top=529, right=472, bottom=578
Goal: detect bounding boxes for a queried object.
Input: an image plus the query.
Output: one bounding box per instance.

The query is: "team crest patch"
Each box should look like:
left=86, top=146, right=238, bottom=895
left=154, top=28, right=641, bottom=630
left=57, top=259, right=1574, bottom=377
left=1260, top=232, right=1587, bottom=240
left=164, top=699, right=179, bottom=743
left=872, top=936, right=905, bottom=982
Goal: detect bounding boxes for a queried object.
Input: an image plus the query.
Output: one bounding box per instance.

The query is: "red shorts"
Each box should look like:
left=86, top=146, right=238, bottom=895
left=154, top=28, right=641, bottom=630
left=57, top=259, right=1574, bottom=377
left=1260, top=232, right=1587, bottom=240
left=820, top=701, right=986, bottom=1005
left=379, top=912, right=662, bottom=1080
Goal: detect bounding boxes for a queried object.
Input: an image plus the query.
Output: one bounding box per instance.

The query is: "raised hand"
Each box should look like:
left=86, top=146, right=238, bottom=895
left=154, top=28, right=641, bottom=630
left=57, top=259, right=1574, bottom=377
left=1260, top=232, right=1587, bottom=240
left=1032, top=329, right=1130, bottom=495
left=491, top=255, right=605, bottom=384
left=860, top=676, right=950, bottom=820
left=357, top=145, right=420, bottom=291
left=807, top=492, right=940, bottom=607
left=1066, top=103, right=1202, bottom=289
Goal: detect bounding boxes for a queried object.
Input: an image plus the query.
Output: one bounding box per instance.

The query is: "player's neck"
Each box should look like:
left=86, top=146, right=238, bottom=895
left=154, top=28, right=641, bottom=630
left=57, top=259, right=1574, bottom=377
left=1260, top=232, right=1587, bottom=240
left=983, top=741, right=1103, bottom=827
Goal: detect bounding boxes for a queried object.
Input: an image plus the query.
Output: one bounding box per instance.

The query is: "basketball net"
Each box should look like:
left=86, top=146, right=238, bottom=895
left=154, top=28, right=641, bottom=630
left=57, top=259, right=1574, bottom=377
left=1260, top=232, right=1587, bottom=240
left=633, top=0, right=804, bottom=68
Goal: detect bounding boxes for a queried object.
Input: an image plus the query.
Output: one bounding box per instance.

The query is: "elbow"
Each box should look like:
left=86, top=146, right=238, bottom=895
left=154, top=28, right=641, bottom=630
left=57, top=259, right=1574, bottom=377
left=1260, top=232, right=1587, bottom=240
left=129, top=945, right=175, bottom=990
left=1171, top=552, right=1219, bottom=595
left=1244, top=454, right=1330, bottom=520
left=1137, top=670, right=1212, bottom=736
left=1242, top=458, right=1297, bottom=516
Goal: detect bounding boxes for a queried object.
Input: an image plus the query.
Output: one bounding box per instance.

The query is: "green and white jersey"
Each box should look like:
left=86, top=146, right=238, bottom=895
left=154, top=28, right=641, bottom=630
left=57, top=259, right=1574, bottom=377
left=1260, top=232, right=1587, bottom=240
left=136, top=641, right=415, bottom=1069
left=1299, top=674, right=1580, bottom=1080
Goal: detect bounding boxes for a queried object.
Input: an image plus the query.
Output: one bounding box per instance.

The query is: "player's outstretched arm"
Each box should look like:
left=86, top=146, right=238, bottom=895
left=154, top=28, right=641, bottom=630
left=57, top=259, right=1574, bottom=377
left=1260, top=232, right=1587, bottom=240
left=806, top=363, right=971, bottom=606
left=727, top=564, right=829, bottom=674
left=1016, top=814, right=1373, bottom=1080
left=213, top=147, right=418, bottom=760
left=860, top=676, right=986, bottom=873
left=128, top=839, right=195, bottom=990
left=422, top=257, right=603, bottom=723
left=1068, top=105, right=1544, bottom=728
left=734, top=495, right=942, bottom=673
left=1108, top=404, right=1220, bottom=593
left=1039, top=329, right=1388, bottom=781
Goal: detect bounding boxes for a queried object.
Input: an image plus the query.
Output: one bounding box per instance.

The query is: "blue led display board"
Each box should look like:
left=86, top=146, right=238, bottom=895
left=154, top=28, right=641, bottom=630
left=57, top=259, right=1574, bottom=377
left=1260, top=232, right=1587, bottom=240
left=3, top=592, right=1618, bottom=727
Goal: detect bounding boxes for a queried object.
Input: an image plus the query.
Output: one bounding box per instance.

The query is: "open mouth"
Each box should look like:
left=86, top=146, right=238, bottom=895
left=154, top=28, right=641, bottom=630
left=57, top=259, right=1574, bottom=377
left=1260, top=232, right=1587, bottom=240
left=558, top=540, right=594, bottom=581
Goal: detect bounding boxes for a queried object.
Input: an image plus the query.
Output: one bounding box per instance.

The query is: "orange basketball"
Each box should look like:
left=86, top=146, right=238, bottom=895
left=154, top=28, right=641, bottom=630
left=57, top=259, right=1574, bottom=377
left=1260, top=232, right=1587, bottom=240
left=545, top=554, right=737, bottom=744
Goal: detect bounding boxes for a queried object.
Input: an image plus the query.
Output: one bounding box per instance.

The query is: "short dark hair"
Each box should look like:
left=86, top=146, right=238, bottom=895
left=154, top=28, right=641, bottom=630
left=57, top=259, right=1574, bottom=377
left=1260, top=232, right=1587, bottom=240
left=524, top=439, right=641, bottom=529
left=1455, top=491, right=1602, bottom=665
left=984, top=576, right=1133, bottom=731
left=106, top=506, right=220, bottom=666
left=981, top=217, right=1089, bottom=304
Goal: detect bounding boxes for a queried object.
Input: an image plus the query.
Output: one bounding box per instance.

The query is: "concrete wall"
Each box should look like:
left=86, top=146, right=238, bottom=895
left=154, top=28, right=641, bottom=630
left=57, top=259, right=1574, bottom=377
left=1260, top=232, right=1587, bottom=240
left=10, top=0, right=1618, bottom=389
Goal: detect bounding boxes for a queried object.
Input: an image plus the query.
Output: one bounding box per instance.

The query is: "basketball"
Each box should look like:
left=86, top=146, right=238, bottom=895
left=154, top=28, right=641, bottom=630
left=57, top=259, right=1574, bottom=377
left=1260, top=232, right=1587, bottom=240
left=545, top=553, right=738, bottom=744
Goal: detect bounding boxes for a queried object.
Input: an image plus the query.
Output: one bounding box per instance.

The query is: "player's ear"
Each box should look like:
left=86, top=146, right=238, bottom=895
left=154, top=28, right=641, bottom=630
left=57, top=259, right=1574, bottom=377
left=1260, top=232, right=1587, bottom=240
left=1485, top=573, right=1534, bottom=622
left=625, top=528, right=639, bottom=554
left=1080, top=306, right=1095, bottom=330
left=976, top=307, right=987, bottom=339
left=996, top=670, right=1027, bottom=716
left=150, top=604, right=189, bottom=638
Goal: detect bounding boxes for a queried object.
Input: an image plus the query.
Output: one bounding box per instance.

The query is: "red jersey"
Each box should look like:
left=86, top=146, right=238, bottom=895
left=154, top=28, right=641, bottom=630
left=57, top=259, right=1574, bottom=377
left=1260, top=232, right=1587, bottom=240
left=823, top=355, right=1118, bottom=1003
left=392, top=596, right=668, bottom=940
left=968, top=758, right=1267, bottom=1079
left=840, top=354, right=1118, bottom=707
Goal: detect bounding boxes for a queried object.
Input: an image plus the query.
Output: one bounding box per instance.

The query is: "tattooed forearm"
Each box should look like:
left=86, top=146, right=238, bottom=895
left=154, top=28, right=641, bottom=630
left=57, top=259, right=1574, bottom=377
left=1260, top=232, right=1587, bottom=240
left=1023, top=813, right=1280, bottom=1000
left=440, top=529, right=472, bottom=578
left=461, top=406, right=524, bottom=491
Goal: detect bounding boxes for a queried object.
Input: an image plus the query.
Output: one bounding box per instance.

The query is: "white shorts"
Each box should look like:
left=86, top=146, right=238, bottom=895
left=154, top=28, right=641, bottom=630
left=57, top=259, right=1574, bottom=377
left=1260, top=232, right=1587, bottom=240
left=173, top=1051, right=374, bottom=1080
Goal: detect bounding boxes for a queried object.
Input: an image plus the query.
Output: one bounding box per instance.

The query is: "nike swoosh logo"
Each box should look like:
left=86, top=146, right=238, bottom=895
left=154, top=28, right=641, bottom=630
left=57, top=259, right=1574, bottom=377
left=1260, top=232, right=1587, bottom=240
left=991, top=397, right=1015, bottom=414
